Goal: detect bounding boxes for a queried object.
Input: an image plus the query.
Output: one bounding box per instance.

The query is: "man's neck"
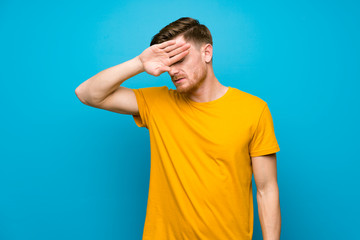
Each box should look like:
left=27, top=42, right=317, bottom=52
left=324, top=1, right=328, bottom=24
left=186, top=72, right=228, bottom=103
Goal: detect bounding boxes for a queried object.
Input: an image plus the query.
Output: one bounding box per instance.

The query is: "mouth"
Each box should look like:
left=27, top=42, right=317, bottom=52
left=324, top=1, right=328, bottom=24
left=174, top=78, right=185, bottom=83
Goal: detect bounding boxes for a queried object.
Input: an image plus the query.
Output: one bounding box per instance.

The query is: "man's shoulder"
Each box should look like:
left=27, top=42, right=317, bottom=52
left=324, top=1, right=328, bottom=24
left=230, top=87, right=267, bottom=107
left=132, top=85, right=170, bottom=97
left=133, top=85, right=168, bottom=93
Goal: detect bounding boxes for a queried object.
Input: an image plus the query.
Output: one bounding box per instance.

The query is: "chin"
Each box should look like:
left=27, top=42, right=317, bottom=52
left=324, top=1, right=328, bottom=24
left=175, top=78, right=201, bottom=94
left=175, top=83, right=191, bottom=92
left=175, top=88, right=187, bottom=94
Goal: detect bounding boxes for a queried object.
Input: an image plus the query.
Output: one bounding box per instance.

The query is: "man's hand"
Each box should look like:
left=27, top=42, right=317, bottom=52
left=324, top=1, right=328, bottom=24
left=138, top=40, right=191, bottom=76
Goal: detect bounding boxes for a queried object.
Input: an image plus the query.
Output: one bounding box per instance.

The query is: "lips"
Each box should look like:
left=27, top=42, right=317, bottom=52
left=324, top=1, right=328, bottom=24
left=174, top=77, right=185, bottom=83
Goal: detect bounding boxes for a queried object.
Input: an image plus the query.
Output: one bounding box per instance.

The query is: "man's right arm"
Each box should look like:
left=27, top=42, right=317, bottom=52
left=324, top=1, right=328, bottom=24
left=75, top=56, right=144, bottom=115
left=74, top=40, right=190, bottom=115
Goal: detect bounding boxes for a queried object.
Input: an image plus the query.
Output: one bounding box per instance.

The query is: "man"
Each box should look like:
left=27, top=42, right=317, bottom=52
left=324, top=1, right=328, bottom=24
left=75, top=17, right=281, bottom=240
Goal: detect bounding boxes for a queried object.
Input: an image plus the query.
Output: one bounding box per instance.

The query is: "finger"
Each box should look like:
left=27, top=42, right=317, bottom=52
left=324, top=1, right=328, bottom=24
left=157, top=40, right=176, bottom=49
left=169, top=50, right=190, bottom=65
left=168, top=43, right=191, bottom=58
left=160, top=66, right=171, bottom=72
left=163, top=41, right=188, bottom=53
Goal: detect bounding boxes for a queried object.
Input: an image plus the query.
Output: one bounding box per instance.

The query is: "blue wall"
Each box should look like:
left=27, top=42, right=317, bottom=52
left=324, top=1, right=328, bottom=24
left=1, top=0, right=359, bottom=239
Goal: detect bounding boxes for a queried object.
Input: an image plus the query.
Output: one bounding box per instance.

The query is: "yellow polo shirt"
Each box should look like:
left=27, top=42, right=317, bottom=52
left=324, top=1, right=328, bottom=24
left=132, top=86, right=280, bottom=240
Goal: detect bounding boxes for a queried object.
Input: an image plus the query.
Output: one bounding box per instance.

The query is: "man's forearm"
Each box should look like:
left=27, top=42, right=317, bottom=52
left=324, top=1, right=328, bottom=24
left=257, top=183, right=281, bottom=240
left=75, top=56, right=144, bottom=105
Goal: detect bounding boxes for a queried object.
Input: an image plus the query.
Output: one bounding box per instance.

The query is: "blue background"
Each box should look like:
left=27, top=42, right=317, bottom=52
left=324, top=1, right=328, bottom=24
left=1, top=0, right=359, bottom=239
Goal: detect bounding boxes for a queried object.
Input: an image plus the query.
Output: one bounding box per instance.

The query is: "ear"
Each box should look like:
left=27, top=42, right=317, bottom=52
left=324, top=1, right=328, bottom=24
left=202, top=43, right=213, bottom=63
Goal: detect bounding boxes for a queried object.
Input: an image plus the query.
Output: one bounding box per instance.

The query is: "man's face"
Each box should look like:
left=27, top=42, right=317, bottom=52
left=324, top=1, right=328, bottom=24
left=168, top=35, right=208, bottom=94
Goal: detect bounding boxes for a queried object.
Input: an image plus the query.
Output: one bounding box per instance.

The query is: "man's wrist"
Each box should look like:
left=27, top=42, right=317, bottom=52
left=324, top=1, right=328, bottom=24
left=133, top=55, right=145, bottom=73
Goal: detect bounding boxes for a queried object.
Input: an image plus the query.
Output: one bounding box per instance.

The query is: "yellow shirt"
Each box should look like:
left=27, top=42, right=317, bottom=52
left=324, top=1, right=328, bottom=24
left=132, top=86, right=280, bottom=240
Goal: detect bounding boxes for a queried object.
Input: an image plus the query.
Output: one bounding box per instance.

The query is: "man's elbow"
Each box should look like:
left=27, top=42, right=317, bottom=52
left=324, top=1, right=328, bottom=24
left=75, top=87, right=90, bottom=105
left=257, top=181, right=279, bottom=197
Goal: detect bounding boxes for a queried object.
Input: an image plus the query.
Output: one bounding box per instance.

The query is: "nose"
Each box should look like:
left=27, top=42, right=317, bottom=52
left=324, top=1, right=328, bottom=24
left=168, top=66, right=180, bottom=78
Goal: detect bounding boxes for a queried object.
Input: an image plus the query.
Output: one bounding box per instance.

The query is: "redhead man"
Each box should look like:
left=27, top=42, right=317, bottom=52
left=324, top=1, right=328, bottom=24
left=75, top=17, right=281, bottom=240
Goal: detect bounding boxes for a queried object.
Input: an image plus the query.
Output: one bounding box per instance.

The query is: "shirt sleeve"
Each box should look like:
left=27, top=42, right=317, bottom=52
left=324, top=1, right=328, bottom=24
left=132, top=88, right=151, bottom=129
left=249, top=103, right=280, bottom=157
left=132, top=87, right=167, bottom=129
